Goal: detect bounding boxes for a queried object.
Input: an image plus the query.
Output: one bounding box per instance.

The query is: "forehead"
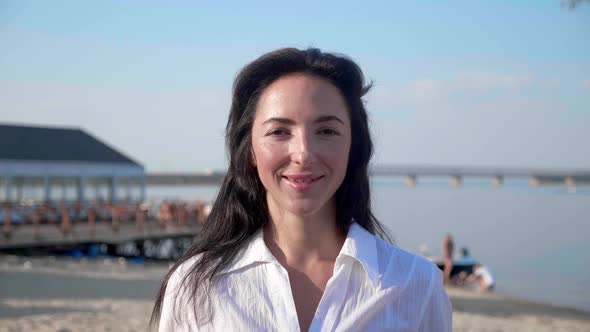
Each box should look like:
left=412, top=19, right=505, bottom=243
left=255, top=73, right=349, bottom=121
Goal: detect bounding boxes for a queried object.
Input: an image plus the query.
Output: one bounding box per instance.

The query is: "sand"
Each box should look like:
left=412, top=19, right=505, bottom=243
left=449, top=287, right=590, bottom=331
left=0, top=298, right=153, bottom=332
left=1, top=255, right=589, bottom=331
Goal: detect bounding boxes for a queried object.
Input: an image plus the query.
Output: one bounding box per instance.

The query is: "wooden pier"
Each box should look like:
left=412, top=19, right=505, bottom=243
left=0, top=200, right=207, bottom=257
left=0, top=219, right=201, bottom=250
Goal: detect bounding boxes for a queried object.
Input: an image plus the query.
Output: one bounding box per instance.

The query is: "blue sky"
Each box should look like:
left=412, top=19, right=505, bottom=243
left=1, top=0, right=589, bottom=171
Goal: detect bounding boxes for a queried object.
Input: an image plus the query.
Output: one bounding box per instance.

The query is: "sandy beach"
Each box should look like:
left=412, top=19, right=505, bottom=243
left=1, top=255, right=589, bottom=332
left=448, top=287, right=590, bottom=332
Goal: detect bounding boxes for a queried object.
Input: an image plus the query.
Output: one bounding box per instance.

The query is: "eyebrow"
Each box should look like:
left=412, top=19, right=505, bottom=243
left=262, top=115, right=345, bottom=126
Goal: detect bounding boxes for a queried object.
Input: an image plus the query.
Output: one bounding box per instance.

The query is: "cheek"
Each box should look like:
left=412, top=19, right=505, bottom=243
left=324, top=139, right=351, bottom=170
left=252, top=141, right=282, bottom=178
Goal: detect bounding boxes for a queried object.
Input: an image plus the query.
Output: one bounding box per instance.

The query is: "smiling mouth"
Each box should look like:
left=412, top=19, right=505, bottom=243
left=282, top=175, right=324, bottom=184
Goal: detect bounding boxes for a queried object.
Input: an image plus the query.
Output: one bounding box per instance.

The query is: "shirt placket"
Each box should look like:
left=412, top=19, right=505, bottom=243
left=309, top=257, right=354, bottom=332
left=274, top=263, right=302, bottom=332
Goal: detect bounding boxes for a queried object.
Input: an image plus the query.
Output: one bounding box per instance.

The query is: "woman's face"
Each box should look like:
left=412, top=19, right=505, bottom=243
left=251, top=73, right=351, bottom=218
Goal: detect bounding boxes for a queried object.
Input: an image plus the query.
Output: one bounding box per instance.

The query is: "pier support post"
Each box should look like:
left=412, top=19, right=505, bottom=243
left=404, top=175, right=417, bottom=188
left=77, top=176, right=86, bottom=204
left=109, top=176, right=117, bottom=204
left=136, top=204, right=145, bottom=233
left=61, top=204, right=71, bottom=236
left=564, top=176, right=576, bottom=188
left=125, top=178, right=131, bottom=203
left=139, top=176, right=146, bottom=203
left=451, top=175, right=462, bottom=188
left=179, top=204, right=186, bottom=227
left=88, top=207, right=96, bottom=236
left=5, top=176, right=12, bottom=203
left=529, top=176, right=540, bottom=188
left=60, top=179, right=67, bottom=202
left=491, top=175, right=503, bottom=188
left=33, top=211, right=40, bottom=239
left=15, top=178, right=23, bottom=202
left=44, top=176, right=51, bottom=202
left=196, top=202, right=205, bottom=225
left=3, top=204, right=11, bottom=238
left=158, top=203, right=169, bottom=229
left=111, top=206, right=120, bottom=233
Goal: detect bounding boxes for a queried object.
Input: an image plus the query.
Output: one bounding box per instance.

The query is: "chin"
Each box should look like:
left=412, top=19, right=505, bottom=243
left=286, top=198, right=332, bottom=218
left=286, top=204, right=318, bottom=217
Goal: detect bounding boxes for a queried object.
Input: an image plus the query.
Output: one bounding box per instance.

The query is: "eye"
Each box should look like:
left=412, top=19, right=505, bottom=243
left=266, top=128, right=290, bottom=136
left=318, top=128, right=339, bottom=136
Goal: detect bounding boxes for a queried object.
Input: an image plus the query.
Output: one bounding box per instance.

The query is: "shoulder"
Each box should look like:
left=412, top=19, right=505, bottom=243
left=349, top=223, right=441, bottom=290
left=376, top=237, right=451, bottom=323
left=159, top=255, right=202, bottom=330
left=363, top=230, right=451, bottom=329
left=373, top=236, right=443, bottom=294
left=162, top=254, right=204, bottom=315
left=166, top=255, right=202, bottom=295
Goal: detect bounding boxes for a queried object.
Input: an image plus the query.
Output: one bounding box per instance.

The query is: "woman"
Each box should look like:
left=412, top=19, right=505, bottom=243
left=152, top=48, right=452, bottom=331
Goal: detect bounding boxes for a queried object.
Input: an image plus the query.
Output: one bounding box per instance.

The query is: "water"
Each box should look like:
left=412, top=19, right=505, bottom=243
left=0, top=271, right=161, bottom=301
left=148, top=180, right=590, bottom=313
left=371, top=178, right=590, bottom=313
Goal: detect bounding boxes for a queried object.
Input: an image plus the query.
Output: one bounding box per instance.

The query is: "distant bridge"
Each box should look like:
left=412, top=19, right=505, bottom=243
left=369, top=165, right=590, bottom=188
left=147, top=172, right=224, bottom=186
left=147, top=165, right=590, bottom=188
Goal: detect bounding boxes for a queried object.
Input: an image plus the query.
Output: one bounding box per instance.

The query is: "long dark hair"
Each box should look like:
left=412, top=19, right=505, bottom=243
left=150, top=47, right=389, bottom=327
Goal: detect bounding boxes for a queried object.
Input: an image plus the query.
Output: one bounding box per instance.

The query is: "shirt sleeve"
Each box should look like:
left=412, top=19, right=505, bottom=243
left=417, top=270, right=453, bottom=332
left=158, top=267, right=186, bottom=331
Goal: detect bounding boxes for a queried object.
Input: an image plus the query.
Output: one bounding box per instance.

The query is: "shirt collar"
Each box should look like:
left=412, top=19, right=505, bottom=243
left=218, top=229, right=278, bottom=275
left=338, top=222, right=380, bottom=286
left=219, top=222, right=380, bottom=286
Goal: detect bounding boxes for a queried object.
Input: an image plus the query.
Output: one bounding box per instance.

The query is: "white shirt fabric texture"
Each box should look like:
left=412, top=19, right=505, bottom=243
left=159, top=223, right=452, bottom=331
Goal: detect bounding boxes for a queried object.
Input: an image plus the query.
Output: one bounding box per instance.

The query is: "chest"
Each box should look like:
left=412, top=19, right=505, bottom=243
left=287, top=264, right=334, bottom=332
left=213, top=262, right=421, bottom=332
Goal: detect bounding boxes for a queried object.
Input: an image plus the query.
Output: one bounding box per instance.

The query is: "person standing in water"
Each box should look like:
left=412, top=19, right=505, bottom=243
left=442, top=233, right=454, bottom=284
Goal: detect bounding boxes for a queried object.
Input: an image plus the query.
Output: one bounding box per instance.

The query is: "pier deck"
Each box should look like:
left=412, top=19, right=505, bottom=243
left=0, top=220, right=201, bottom=250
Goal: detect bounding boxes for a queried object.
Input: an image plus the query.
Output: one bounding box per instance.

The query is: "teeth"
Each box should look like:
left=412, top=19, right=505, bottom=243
left=290, top=178, right=315, bottom=183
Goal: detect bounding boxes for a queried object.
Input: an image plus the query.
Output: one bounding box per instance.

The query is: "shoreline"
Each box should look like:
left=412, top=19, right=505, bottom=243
left=447, top=287, right=590, bottom=331
left=2, top=254, right=589, bottom=314
left=1, top=255, right=589, bottom=331
left=447, top=286, right=590, bottom=319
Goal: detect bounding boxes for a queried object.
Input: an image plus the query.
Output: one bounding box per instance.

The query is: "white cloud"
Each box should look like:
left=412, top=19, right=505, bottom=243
left=367, top=71, right=535, bottom=115
left=406, top=72, right=534, bottom=98
left=456, top=72, right=533, bottom=92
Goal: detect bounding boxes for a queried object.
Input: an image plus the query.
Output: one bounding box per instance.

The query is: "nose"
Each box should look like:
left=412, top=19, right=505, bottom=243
left=291, top=131, right=315, bottom=166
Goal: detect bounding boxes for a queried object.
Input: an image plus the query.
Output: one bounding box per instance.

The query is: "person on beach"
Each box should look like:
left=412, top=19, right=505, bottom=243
left=442, top=233, right=454, bottom=284
left=151, top=48, right=452, bottom=331
left=466, top=263, right=495, bottom=292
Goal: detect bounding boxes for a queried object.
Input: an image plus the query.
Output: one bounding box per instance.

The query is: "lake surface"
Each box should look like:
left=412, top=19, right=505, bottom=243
left=148, top=179, right=590, bottom=312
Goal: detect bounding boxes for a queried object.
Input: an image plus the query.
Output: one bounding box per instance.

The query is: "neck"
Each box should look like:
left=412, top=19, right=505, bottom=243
left=263, top=196, right=345, bottom=268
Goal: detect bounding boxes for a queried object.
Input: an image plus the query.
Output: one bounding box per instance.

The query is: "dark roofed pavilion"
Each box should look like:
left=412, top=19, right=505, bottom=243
left=0, top=124, right=145, bottom=203
left=0, top=124, right=141, bottom=165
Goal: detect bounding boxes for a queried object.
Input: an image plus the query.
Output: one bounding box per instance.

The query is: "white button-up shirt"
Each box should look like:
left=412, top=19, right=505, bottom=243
left=159, top=223, right=452, bottom=331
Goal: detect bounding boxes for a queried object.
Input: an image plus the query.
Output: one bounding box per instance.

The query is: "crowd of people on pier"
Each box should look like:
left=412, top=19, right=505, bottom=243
left=0, top=199, right=210, bottom=237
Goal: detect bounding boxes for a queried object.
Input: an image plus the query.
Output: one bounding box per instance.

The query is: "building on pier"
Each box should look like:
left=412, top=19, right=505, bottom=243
left=0, top=123, right=145, bottom=204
